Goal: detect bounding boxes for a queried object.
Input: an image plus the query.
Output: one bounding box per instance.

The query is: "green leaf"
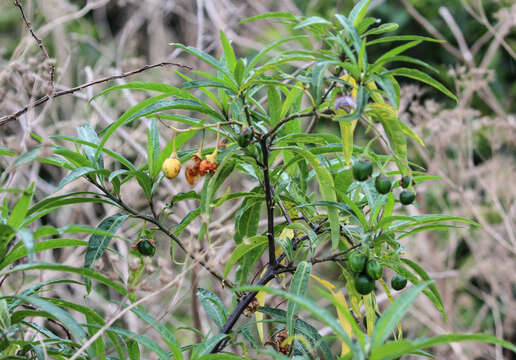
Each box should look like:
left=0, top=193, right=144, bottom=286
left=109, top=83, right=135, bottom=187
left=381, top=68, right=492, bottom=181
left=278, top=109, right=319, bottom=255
left=196, top=288, right=228, bottom=329
left=339, top=120, right=357, bottom=166
left=199, top=354, right=253, bottom=360
left=367, top=35, right=442, bottom=46
left=220, top=31, right=236, bottom=72
left=0, top=147, right=16, bottom=156
left=1, top=262, right=127, bottom=295
left=0, top=238, right=87, bottom=270
left=413, top=333, right=516, bottom=355
left=84, top=213, right=128, bottom=271
left=77, top=124, right=104, bottom=169
left=224, top=236, right=267, bottom=277
left=259, top=307, right=333, bottom=360
left=349, top=0, right=371, bottom=26
left=134, top=170, right=153, bottom=200
left=268, top=86, right=281, bottom=125
left=174, top=208, right=201, bottom=237
left=201, top=155, right=236, bottom=218
left=90, top=82, right=184, bottom=102
left=287, top=261, right=311, bottom=337
left=385, top=68, right=457, bottom=102
left=193, top=334, right=228, bottom=358
left=10, top=295, right=87, bottom=341
left=372, top=41, right=422, bottom=72
left=128, top=340, right=140, bottom=360
left=128, top=306, right=182, bottom=357
left=8, top=183, right=34, bottom=229
left=363, top=23, right=399, bottom=36
left=147, top=119, right=160, bottom=178
left=333, top=189, right=368, bottom=228
left=371, top=281, right=431, bottom=348
left=247, top=36, right=306, bottom=71
left=170, top=43, right=234, bottom=84
left=335, top=14, right=362, bottom=52
left=238, top=12, right=297, bottom=24
left=234, top=195, right=262, bottom=244
left=16, top=228, right=34, bottom=262
left=311, top=62, right=330, bottom=105
left=236, top=285, right=354, bottom=350
left=56, top=167, right=108, bottom=192
left=283, top=147, right=340, bottom=248
left=294, top=16, right=332, bottom=29
left=401, top=258, right=445, bottom=320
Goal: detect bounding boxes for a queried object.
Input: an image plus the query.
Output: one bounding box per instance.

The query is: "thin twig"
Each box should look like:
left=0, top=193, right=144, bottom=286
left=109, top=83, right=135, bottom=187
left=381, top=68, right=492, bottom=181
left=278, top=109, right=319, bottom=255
left=92, top=182, right=233, bottom=288
left=0, top=62, right=191, bottom=127
left=14, top=0, right=55, bottom=96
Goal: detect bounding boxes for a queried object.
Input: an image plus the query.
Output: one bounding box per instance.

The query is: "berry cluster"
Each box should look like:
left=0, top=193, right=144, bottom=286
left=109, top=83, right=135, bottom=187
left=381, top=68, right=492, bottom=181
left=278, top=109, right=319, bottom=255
left=348, top=252, right=407, bottom=295
left=352, top=160, right=416, bottom=205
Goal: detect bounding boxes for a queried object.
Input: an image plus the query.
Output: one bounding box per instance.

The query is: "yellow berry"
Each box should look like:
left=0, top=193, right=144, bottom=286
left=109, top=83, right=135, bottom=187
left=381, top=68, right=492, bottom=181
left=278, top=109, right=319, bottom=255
left=162, top=157, right=181, bottom=179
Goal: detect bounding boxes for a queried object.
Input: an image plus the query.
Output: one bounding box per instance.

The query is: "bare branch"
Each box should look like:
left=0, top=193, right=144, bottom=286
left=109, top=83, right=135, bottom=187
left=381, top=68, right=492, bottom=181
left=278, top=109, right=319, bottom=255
left=14, top=0, right=55, bottom=95
left=0, top=62, right=191, bottom=127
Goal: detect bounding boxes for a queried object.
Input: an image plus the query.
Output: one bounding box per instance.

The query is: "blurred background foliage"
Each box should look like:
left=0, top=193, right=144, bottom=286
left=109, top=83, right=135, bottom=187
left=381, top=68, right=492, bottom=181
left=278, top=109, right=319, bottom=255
left=1, top=1, right=515, bottom=359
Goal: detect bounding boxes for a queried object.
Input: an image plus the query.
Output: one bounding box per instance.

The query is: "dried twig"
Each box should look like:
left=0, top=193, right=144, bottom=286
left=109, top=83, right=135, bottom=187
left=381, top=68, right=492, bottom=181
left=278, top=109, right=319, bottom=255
left=14, top=0, right=55, bottom=95
left=0, top=62, right=191, bottom=127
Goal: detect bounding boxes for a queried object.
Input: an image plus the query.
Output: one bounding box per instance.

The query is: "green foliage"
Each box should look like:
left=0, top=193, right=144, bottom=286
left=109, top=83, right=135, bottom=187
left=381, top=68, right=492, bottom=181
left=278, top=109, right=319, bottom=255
left=0, top=2, right=513, bottom=359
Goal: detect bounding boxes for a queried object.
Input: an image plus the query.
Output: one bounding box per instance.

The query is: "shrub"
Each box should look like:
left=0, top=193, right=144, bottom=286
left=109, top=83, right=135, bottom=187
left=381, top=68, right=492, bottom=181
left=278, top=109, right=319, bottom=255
left=0, top=1, right=515, bottom=359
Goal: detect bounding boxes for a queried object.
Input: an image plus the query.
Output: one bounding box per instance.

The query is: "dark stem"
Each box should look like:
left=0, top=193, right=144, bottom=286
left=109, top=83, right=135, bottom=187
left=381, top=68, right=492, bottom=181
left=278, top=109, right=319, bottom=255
left=211, top=267, right=277, bottom=353
left=210, top=221, right=328, bottom=353
left=260, top=138, right=277, bottom=270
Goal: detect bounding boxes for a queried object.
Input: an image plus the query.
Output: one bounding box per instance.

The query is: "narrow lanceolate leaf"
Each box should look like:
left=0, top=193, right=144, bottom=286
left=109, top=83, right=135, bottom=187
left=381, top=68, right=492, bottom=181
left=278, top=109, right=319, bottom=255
left=84, top=213, right=128, bottom=270
left=12, top=295, right=87, bottom=341
left=147, top=119, right=160, bottom=178
left=385, top=68, right=457, bottom=102
left=349, top=0, right=371, bottom=26
left=89, top=82, right=184, bottom=102
left=196, top=288, right=228, bottom=329
left=17, top=228, right=34, bottom=262
left=194, top=334, right=229, bottom=358
left=287, top=262, right=312, bottom=337
left=236, top=285, right=355, bottom=351
left=310, top=274, right=354, bottom=356
left=282, top=147, right=340, bottom=248
left=8, top=183, right=34, bottom=229
left=224, top=236, right=267, bottom=277
left=340, top=120, right=357, bottom=166
left=56, top=167, right=109, bottom=192
left=220, top=31, right=236, bottom=72
left=127, top=340, right=140, bottom=360
left=371, top=281, right=431, bottom=348
left=77, top=124, right=104, bottom=169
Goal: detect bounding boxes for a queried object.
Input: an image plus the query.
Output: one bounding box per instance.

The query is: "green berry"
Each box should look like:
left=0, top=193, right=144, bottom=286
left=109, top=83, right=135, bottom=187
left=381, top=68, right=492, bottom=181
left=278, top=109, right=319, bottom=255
left=366, top=259, right=383, bottom=280
left=400, top=175, right=411, bottom=188
left=137, top=239, right=156, bottom=257
left=375, top=175, right=392, bottom=194
left=236, top=127, right=253, bottom=148
left=348, top=253, right=367, bottom=273
left=354, top=274, right=375, bottom=295
left=391, top=274, right=408, bottom=290
left=399, top=190, right=416, bottom=205
left=353, top=160, right=373, bottom=182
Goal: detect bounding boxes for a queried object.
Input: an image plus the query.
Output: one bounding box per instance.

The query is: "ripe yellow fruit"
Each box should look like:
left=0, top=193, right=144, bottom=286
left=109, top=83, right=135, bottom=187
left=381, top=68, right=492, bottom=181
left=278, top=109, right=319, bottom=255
left=162, top=157, right=181, bottom=179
